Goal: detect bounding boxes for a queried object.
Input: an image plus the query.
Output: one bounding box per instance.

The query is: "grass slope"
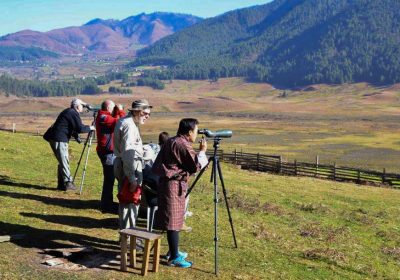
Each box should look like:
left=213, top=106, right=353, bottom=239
left=0, top=131, right=399, bottom=279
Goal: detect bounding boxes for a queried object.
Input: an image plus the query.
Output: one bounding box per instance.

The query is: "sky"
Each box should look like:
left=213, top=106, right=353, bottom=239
left=0, top=0, right=272, bottom=36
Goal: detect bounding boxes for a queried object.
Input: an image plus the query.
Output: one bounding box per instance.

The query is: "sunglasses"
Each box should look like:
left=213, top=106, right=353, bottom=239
left=141, top=111, right=151, bottom=116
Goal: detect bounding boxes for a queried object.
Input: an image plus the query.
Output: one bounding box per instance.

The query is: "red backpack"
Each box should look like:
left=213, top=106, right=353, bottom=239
left=117, top=177, right=142, bottom=205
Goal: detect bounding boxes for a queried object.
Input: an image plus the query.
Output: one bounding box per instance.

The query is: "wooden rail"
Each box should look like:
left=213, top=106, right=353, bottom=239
left=206, top=149, right=400, bottom=188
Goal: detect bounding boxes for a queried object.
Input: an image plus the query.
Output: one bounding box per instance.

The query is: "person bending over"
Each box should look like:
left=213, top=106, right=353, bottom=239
left=152, top=118, right=207, bottom=268
left=43, top=98, right=94, bottom=191
left=96, top=99, right=126, bottom=213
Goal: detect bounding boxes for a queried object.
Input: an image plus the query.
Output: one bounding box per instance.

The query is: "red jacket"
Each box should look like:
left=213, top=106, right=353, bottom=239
left=96, top=109, right=126, bottom=154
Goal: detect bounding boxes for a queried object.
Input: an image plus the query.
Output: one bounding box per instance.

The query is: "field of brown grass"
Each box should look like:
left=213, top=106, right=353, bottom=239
left=1, top=78, right=400, bottom=172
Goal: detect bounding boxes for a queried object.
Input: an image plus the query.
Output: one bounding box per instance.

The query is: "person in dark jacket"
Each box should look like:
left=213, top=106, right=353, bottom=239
left=44, top=98, right=94, bottom=191
left=152, top=118, right=207, bottom=268
left=95, top=99, right=126, bottom=213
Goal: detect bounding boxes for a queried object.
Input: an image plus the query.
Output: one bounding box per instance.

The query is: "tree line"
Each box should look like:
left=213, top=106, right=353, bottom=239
left=0, top=74, right=101, bottom=97
left=0, top=71, right=165, bottom=97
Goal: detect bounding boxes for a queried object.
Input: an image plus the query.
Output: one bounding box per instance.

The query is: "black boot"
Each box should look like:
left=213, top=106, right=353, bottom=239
left=65, top=181, right=77, bottom=191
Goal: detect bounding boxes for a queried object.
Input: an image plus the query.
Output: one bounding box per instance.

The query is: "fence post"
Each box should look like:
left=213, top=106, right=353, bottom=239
left=257, top=153, right=260, bottom=171
left=382, top=168, right=386, bottom=184
left=12, top=123, right=16, bottom=133
left=279, top=156, right=282, bottom=173
left=315, top=155, right=319, bottom=177
left=220, top=149, right=224, bottom=161
left=234, top=149, right=237, bottom=165
left=333, top=162, right=336, bottom=180
left=294, top=159, right=297, bottom=176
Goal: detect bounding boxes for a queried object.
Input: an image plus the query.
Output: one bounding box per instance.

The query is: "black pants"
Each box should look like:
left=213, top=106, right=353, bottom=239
left=167, top=230, right=179, bottom=260
left=97, top=152, right=116, bottom=211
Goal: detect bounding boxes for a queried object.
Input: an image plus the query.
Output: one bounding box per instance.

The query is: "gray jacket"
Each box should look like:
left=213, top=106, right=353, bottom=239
left=113, top=114, right=144, bottom=185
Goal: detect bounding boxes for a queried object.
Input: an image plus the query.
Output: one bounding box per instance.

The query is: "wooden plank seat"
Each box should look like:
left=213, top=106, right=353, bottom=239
left=120, top=228, right=162, bottom=276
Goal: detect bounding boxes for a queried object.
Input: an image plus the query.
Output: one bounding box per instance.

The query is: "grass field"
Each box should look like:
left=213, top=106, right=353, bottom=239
left=0, top=78, right=400, bottom=172
left=0, top=130, right=400, bottom=279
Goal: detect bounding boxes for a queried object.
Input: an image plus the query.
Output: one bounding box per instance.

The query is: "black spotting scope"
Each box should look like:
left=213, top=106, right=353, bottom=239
left=83, top=104, right=101, bottom=112
left=198, top=129, right=233, bottom=138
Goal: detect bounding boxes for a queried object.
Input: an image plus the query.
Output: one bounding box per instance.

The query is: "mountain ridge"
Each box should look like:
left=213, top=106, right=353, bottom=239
left=135, top=0, right=400, bottom=86
left=0, top=12, right=202, bottom=59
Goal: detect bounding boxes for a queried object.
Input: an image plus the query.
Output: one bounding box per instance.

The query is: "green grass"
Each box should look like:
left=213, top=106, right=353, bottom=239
left=0, top=131, right=400, bottom=279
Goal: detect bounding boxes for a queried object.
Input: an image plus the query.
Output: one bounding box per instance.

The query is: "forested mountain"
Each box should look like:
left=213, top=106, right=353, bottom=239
left=0, top=46, right=59, bottom=61
left=133, top=0, right=400, bottom=86
left=0, top=12, right=202, bottom=59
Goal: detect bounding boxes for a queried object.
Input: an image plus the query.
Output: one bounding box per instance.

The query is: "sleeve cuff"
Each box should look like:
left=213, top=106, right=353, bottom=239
left=198, top=151, right=208, bottom=169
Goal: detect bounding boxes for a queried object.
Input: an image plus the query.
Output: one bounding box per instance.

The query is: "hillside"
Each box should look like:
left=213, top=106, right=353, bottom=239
left=134, top=0, right=400, bottom=86
left=0, top=12, right=202, bottom=59
left=0, top=131, right=399, bottom=279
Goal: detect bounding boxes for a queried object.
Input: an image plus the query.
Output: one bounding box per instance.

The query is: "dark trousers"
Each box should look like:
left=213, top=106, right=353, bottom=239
left=97, top=152, right=116, bottom=211
left=167, top=230, right=179, bottom=260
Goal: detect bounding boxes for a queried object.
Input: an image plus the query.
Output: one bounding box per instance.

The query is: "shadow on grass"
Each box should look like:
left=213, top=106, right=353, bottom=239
left=0, top=221, right=119, bottom=267
left=0, top=174, right=55, bottom=191
left=20, top=212, right=118, bottom=230
left=0, top=190, right=100, bottom=210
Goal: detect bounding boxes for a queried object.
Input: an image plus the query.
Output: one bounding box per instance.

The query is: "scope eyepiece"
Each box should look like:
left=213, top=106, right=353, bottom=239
left=198, top=129, right=232, bottom=138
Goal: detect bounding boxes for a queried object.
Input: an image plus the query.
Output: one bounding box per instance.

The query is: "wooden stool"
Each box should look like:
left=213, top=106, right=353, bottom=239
left=120, top=228, right=162, bottom=276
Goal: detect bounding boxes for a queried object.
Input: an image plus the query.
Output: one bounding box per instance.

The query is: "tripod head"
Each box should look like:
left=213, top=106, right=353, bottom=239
left=211, top=137, right=223, bottom=152
left=91, top=110, right=98, bottom=124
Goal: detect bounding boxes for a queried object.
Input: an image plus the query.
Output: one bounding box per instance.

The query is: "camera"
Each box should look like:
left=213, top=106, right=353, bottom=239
left=198, top=129, right=232, bottom=138
left=83, top=104, right=100, bottom=112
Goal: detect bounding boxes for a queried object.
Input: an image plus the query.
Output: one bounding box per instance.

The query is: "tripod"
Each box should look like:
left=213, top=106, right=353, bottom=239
left=186, top=137, right=238, bottom=275
left=72, top=110, right=97, bottom=195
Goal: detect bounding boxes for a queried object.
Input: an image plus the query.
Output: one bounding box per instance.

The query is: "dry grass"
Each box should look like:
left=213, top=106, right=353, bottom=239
left=1, top=78, right=400, bottom=172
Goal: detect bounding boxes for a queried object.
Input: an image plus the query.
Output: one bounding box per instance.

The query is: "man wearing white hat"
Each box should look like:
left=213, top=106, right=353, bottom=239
left=114, top=99, right=152, bottom=230
left=43, top=98, right=95, bottom=191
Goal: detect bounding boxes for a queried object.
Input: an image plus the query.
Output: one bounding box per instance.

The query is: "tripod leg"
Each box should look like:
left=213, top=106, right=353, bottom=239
left=213, top=155, right=219, bottom=275
left=216, top=159, right=238, bottom=248
left=72, top=132, right=91, bottom=183
left=79, top=132, right=94, bottom=195
left=185, top=159, right=211, bottom=198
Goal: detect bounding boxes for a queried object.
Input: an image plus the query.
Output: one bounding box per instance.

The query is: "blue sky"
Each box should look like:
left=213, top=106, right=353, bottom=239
left=0, top=0, right=271, bottom=36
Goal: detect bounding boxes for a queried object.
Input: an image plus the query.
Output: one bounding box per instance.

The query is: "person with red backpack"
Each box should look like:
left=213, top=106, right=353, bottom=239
left=114, top=99, right=152, bottom=230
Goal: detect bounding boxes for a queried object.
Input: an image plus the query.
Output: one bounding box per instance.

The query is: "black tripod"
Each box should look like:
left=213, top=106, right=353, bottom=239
left=186, top=137, right=238, bottom=275
left=72, top=110, right=97, bottom=195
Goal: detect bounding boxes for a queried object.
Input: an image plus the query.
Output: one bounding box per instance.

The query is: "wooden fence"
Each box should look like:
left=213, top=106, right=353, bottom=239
left=206, top=149, right=400, bottom=188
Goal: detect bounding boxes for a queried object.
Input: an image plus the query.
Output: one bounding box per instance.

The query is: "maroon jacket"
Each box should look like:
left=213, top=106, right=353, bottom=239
left=152, top=135, right=202, bottom=230
left=95, top=109, right=126, bottom=154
